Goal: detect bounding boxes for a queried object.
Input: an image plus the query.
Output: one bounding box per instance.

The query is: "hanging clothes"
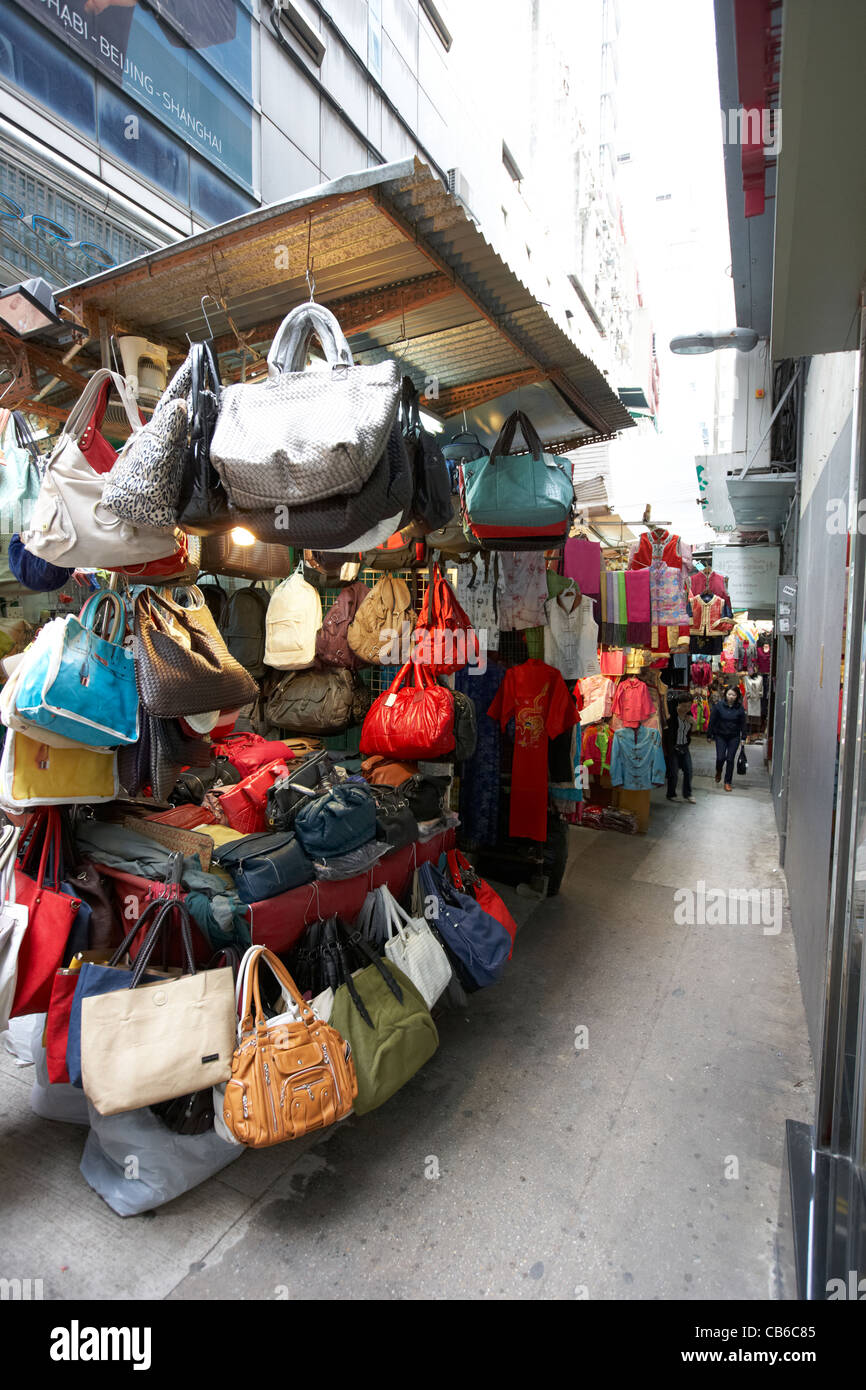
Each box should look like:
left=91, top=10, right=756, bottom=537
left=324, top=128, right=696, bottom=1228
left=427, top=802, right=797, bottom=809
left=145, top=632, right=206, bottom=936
left=543, top=584, right=600, bottom=681
left=455, top=553, right=499, bottom=647
left=456, top=661, right=505, bottom=847
left=629, top=528, right=684, bottom=570
left=608, top=726, right=668, bottom=791
left=581, top=722, right=612, bottom=777
left=743, top=673, right=763, bottom=717
left=611, top=676, right=655, bottom=728
left=487, top=658, right=578, bottom=840
left=690, top=594, right=734, bottom=639
left=576, top=672, right=615, bottom=725
left=563, top=537, right=602, bottom=596
left=625, top=568, right=651, bottom=645
left=600, top=649, right=627, bottom=676
left=690, top=659, right=712, bottom=687
left=497, top=551, right=548, bottom=631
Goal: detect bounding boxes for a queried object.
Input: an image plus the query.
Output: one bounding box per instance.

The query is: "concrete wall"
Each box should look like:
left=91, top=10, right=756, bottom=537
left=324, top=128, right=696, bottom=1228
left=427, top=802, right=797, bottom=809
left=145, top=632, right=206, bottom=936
left=784, top=351, right=854, bottom=1059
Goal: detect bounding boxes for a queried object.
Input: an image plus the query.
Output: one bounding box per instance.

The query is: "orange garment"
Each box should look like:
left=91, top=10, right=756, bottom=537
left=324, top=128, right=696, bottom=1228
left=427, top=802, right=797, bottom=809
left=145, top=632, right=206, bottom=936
left=611, top=677, right=655, bottom=728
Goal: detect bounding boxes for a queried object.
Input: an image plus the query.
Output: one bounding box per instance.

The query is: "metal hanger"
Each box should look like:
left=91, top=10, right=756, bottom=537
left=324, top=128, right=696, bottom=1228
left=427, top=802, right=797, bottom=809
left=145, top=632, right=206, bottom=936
left=186, top=293, right=220, bottom=346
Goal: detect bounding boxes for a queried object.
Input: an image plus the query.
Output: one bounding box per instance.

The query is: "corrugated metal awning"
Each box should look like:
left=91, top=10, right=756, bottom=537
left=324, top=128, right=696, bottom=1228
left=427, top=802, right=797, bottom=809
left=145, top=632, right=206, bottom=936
left=36, top=158, right=633, bottom=448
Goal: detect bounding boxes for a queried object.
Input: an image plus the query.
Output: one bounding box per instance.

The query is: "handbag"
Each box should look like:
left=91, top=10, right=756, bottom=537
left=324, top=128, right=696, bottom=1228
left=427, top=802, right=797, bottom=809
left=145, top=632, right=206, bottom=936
left=199, top=532, right=294, bottom=581
left=413, top=562, right=479, bottom=673
left=211, top=300, right=400, bottom=511
left=294, top=783, right=377, bottom=859
left=79, top=874, right=236, bottom=1115
left=328, top=918, right=438, bottom=1116
left=14, top=589, right=139, bottom=748
left=221, top=944, right=357, bottom=1147
left=446, top=848, right=517, bottom=960
left=416, top=859, right=511, bottom=990
left=10, top=809, right=81, bottom=1017
left=108, top=530, right=200, bottom=584
left=378, top=885, right=451, bottom=1010
left=213, top=731, right=300, bottom=778
left=264, top=667, right=359, bottom=735
left=7, top=535, right=73, bottom=593
left=399, top=376, right=452, bottom=532
left=21, top=370, right=182, bottom=568
left=368, top=783, right=419, bottom=849
left=0, top=825, right=28, bottom=1031
left=265, top=750, right=336, bottom=830
left=360, top=659, right=454, bottom=760
left=100, top=355, right=191, bottom=529
left=174, top=340, right=233, bottom=535
left=461, top=410, right=574, bottom=550
left=209, top=757, right=290, bottom=834
left=360, top=528, right=426, bottom=570
left=361, top=754, right=418, bottom=787
left=212, top=830, right=314, bottom=903
left=226, top=419, right=413, bottom=552
left=0, top=729, right=119, bottom=809
left=737, top=745, right=748, bottom=775
left=133, top=587, right=258, bottom=718
left=451, top=687, right=478, bottom=762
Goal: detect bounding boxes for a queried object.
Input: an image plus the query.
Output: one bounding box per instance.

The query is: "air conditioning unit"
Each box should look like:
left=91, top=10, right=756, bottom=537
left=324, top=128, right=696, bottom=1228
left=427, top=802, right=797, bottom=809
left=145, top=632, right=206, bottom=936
left=116, top=335, right=169, bottom=410
left=446, top=168, right=479, bottom=223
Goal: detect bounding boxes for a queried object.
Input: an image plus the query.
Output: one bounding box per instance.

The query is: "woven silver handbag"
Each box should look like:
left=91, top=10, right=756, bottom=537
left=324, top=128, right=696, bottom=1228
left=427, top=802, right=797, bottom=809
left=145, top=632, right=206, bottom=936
left=210, top=301, right=400, bottom=511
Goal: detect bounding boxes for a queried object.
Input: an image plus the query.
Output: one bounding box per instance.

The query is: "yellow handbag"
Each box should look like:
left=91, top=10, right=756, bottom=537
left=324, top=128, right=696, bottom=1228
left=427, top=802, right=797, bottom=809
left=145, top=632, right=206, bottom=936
left=0, top=730, right=118, bottom=808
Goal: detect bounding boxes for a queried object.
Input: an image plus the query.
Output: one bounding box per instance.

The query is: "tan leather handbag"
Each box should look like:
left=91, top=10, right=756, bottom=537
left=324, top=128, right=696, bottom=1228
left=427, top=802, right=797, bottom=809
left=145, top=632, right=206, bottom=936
left=346, top=574, right=415, bottom=665
left=222, top=946, right=357, bottom=1147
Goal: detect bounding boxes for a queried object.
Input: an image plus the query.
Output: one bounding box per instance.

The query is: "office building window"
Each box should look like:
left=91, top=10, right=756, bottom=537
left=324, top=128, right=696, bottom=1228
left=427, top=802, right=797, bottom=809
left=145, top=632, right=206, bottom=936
left=0, top=2, right=97, bottom=140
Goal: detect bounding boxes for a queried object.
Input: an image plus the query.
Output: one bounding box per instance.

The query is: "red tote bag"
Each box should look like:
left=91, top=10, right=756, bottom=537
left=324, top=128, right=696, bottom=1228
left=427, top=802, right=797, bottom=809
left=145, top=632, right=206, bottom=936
left=11, top=810, right=81, bottom=1018
left=447, top=848, right=517, bottom=960
left=44, top=968, right=80, bottom=1083
left=212, top=733, right=297, bottom=778
left=413, top=563, right=479, bottom=674
left=360, top=659, right=454, bottom=760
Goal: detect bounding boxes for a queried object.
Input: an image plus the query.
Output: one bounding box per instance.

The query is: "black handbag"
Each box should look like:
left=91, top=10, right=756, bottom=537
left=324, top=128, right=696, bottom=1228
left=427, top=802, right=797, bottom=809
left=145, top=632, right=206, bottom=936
left=369, top=784, right=419, bottom=849
left=294, top=783, right=377, bottom=859
left=450, top=687, right=478, bottom=762
left=736, top=745, right=748, bottom=775
left=225, top=421, right=413, bottom=550
left=265, top=750, right=335, bottom=830
left=402, top=773, right=449, bottom=823
left=174, top=341, right=234, bottom=535
left=212, top=830, right=314, bottom=903
left=168, top=755, right=241, bottom=806
left=400, top=377, right=452, bottom=532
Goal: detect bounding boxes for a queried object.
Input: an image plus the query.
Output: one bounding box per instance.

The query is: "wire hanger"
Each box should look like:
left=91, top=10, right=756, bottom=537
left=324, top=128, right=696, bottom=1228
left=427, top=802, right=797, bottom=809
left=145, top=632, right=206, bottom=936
left=186, top=293, right=220, bottom=346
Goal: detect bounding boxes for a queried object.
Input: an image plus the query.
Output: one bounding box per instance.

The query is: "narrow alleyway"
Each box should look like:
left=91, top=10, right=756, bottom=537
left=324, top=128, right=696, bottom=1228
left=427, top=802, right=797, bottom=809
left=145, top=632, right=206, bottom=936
left=0, top=741, right=813, bottom=1301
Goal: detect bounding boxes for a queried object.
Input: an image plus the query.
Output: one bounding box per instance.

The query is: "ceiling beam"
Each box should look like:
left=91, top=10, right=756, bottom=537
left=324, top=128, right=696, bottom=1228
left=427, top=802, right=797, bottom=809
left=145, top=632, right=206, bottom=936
left=428, top=368, right=545, bottom=416
left=209, top=271, right=456, bottom=358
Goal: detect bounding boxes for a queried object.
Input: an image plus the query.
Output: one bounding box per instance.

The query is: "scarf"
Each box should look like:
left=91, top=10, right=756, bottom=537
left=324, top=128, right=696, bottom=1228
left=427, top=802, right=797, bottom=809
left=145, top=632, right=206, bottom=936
left=625, top=568, right=651, bottom=645
left=600, top=570, right=627, bottom=646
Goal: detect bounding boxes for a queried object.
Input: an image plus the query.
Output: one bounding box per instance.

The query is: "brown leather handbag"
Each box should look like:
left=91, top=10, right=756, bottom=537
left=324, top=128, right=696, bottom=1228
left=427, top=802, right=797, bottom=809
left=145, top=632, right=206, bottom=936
left=133, top=588, right=258, bottom=718
left=222, top=945, right=357, bottom=1147
left=361, top=754, right=419, bottom=786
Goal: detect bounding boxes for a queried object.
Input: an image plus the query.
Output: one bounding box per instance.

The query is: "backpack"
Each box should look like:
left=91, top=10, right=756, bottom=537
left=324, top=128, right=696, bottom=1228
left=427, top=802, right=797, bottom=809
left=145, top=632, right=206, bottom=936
left=347, top=574, right=415, bottom=665
left=198, top=577, right=229, bottom=629
left=316, top=580, right=371, bottom=670
left=264, top=570, right=321, bottom=670
left=219, top=583, right=269, bottom=676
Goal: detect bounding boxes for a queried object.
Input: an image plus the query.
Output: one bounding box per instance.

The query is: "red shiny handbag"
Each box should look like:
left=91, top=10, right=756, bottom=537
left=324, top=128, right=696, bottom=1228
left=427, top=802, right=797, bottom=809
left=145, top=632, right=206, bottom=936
left=211, top=733, right=297, bottom=779
left=11, top=809, right=81, bottom=1018
left=108, top=530, right=198, bottom=582
left=209, top=758, right=290, bottom=833
left=446, top=848, right=517, bottom=960
left=413, top=563, right=479, bottom=674
left=360, top=659, right=454, bottom=760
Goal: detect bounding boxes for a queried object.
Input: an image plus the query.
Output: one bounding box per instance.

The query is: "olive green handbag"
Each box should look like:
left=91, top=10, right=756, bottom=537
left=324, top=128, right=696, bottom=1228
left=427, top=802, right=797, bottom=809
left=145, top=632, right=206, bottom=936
left=327, top=917, right=438, bottom=1115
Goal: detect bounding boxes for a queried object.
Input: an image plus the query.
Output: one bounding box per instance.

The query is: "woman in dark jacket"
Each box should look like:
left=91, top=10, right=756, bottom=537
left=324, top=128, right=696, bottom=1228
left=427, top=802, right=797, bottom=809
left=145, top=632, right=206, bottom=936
left=707, top=685, right=746, bottom=791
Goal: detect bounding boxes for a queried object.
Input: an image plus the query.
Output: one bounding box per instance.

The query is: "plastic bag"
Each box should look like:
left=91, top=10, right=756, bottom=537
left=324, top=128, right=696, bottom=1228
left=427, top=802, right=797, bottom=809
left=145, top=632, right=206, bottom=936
left=80, top=1100, right=244, bottom=1215
left=31, top=1043, right=90, bottom=1125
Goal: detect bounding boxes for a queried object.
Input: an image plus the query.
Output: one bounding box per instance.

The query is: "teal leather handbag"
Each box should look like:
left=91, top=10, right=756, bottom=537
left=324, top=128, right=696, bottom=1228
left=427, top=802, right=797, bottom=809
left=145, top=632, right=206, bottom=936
left=461, top=410, right=573, bottom=549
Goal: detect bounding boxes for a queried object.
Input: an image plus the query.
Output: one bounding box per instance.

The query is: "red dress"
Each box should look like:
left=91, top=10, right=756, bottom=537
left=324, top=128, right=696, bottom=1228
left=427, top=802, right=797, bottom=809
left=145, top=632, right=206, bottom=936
left=487, top=658, right=578, bottom=840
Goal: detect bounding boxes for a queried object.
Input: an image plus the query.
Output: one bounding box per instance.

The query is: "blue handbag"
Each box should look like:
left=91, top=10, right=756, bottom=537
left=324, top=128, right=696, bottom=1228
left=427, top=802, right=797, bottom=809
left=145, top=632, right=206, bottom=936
left=212, top=830, right=314, bottom=903
left=7, top=535, right=73, bottom=592
left=417, top=860, right=511, bottom=989
left=15, top=589, right=139, bottom=747
left=294, top=783, right=377, bottom=859
left=461, top=410, right=573, bottom=550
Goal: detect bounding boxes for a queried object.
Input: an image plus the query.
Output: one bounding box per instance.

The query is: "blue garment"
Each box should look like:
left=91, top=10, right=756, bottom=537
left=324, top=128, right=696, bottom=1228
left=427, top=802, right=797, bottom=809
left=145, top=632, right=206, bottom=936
left=609, top=726, right=668, bottom=790
left=456, top=662, right=505, bottom=846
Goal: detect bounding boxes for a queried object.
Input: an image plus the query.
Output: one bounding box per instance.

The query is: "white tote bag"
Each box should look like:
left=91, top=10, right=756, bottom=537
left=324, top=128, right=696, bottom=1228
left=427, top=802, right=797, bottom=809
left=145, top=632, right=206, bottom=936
left=20, top=369, right=182, bottom=568
left=381, top=886, right=452, bottom=1010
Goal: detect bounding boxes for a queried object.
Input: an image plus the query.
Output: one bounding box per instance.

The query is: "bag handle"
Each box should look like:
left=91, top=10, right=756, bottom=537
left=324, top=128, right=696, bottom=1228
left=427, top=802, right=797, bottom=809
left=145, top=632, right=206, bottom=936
left=239, top=944, right=314, bottom=1034
left=64, top=369, right=142, bottom=442
left=78, top=589, right=127, bottom=645
left=267, top=301, right=353, bottom=376
left=330, top=916, right=403, bottom=1027
left=446, top=431, right=484, bottom=445
left=400, top=376, right=421, bottom=434
left=488, top=410, right=545, bottom=466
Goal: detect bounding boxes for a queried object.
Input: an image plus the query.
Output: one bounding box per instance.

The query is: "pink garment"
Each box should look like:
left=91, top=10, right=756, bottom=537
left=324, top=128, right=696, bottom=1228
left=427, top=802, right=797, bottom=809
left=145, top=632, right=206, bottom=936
left=757, top=645, right=772, bottom=674
left=624, top=568, right=651, bottom=623
left=690, top=570, right=728, bottom=600
left=563, top=538, right=602, bottom=595
left=600, top=649, right=626, bottom=676
left=576, top=673, right=614, bottom=725
left=611, top=676, right=655, bottom=728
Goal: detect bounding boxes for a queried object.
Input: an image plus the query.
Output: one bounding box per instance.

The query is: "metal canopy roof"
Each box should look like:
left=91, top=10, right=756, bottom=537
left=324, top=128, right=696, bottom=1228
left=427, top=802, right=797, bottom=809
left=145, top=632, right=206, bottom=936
left=726, top=473, right=796, bottom=530
left=53, top=158, right=633, bottom=449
